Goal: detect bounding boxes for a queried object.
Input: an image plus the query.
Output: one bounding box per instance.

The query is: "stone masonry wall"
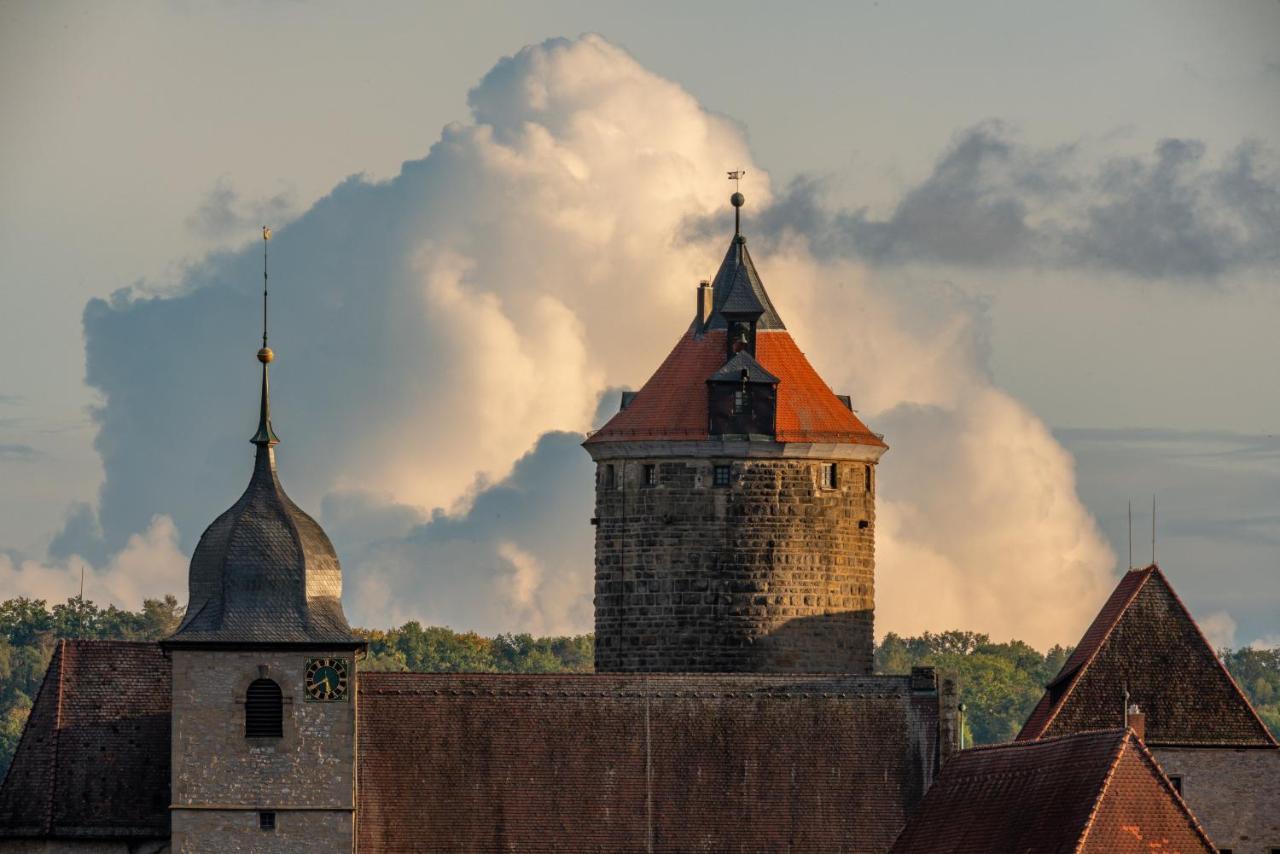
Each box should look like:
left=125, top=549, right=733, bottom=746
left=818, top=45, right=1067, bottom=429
left=593, top=457, right=876, bottom=673
left=1153, top=746, right=1280, bottom=853
left=170, top=649, right=355, bottom=853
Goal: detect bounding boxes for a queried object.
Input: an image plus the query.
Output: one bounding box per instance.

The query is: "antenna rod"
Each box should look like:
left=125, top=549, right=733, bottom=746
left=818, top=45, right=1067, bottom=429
left=262, top=226, right=270, bottom=348
left=1128, top=501, right=1133, bottom=570
left=1152, top=494, right=1156, bottom=566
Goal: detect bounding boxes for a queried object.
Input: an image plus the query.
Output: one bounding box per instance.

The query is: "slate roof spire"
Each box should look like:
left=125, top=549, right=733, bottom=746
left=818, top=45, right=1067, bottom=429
left=704, top=191, right=786, bottom=331
left=165, top=226, right=357, bottom=647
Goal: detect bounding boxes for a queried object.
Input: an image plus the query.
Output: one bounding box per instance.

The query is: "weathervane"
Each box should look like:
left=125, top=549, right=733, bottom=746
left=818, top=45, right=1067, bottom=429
left=728, top=170, right=746, bottom=235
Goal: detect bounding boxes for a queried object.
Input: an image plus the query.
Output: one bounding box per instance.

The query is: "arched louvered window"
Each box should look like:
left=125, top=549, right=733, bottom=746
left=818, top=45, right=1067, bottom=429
left=245, top=678, right=283, bottom=738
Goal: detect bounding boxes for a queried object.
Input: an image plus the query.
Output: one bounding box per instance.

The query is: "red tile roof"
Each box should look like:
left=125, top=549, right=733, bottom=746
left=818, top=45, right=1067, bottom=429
left=1017, top=565, right=1275, bottom=747
left=0, top=640, right=170, bottom=840
left=587, top=329, right=885, bottom=446
left=889, top=729, right=1215, bottom=854
left=357, top=671, right=939, bottom=852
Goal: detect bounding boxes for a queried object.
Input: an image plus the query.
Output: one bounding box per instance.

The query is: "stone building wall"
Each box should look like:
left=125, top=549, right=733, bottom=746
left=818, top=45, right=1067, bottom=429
left=1152, top=746, right=1280, bottom=853
left=170, top=649, right=356, bottom=853
left=593, top=456, right=876, bottom=673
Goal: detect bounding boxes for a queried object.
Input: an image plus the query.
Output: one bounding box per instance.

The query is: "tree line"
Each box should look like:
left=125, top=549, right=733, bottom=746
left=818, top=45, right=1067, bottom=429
left=1, top=596, right=1276, bottom=777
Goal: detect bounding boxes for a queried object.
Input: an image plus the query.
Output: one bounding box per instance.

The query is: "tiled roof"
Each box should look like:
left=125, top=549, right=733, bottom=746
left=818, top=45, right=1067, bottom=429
left=167, top=443, right=357, bottom=646
left=588, top=330, right=885, bottom=446
left=0, top=640, right=170, bottom=840
left=889, top=729, right=1215, bottom=854
left=357, top=671, right=939, bottom=853
left=1016, top=565, right=1275, bottom=747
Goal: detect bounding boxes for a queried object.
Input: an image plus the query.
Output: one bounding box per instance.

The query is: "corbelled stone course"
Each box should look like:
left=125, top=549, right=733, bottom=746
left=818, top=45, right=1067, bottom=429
left=593, top=457, right=876, bottom=673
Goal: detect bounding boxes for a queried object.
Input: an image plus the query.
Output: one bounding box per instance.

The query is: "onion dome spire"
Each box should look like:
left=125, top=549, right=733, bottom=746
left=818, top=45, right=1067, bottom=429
left=166, top=224, right=357, bottom=647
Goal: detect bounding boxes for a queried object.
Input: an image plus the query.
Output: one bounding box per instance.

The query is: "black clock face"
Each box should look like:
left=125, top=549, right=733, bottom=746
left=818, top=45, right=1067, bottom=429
left=304, top=657, right=349, bottom=702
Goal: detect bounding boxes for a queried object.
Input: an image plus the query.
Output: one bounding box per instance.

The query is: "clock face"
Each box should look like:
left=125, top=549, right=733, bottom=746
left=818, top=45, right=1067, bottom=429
left=304, top=657, right=349, bottom=702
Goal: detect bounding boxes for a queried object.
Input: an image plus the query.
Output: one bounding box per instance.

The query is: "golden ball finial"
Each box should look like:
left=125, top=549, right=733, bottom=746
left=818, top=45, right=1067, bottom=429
left=257, top=346, right=274, bottom=364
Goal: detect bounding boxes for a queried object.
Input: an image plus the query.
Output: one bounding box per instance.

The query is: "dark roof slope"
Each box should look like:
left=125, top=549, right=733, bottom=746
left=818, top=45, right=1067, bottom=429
left=706, top=236, right=783, bottom=329
left=1017, top=565, right=1275, bottom=746
left=358, top=672, right=940, bottom=853
left=707, top=350, right=779, bottom=384
left=168, top=443, right=355, bottom=645
left=889, top=730, right=1215, bottom=854
left=0, top=640, right=170, bottom=840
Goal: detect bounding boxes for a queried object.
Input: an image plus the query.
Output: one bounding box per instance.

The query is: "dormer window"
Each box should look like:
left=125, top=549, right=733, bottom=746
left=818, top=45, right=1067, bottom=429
left=733, top=389, right=747, bottom=414
left=245, top=678, right=283, bottom=738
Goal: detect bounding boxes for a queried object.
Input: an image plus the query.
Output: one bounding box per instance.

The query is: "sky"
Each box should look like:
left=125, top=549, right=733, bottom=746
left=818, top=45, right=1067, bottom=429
left=1, top=1, right=1278, bottom=649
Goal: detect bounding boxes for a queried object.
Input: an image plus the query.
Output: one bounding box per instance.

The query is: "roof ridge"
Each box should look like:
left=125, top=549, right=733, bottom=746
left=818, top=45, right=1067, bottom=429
left=1032, top=568, right=1154, bottom=738
left=1073, top=730, right=1132, bottom=854
left=46, top=639, right=67, bottom=834
left=1126, top=732, right=1218, bottom=849
left=962, top=727, right=1126, bottom=754
left=1145, top=564, right=1279, bottom=746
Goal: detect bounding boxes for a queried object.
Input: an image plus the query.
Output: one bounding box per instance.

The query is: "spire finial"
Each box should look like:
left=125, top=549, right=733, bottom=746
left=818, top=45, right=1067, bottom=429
left=728, top=170, right=746, bottom=236
left=252, top=226, right=279, bottom=446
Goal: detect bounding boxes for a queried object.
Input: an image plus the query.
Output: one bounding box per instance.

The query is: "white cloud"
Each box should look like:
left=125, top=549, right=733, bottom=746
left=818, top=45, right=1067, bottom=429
left=71, top=34, right=1116, bottom=647
left=0, top=515, right=186, bottom=609
left=1199, top=610, right=1238, bottom=650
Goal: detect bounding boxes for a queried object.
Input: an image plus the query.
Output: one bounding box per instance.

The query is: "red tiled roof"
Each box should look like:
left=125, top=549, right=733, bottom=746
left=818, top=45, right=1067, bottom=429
left=0, top=640, right=170, bottom=840
left=1017, top=565, right=1276, bottom=747
left=889, top=729, right=1215, bottom=854
left=587, top=329, right=885, bottom=446
left=357, top=671, right=938, bottom=852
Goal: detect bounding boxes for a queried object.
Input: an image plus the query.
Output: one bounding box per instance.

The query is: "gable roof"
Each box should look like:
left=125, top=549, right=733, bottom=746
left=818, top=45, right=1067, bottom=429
left=889, top=729, right=1215, bottom=854
left=1017, top=565, right=1275, bottom=747
left=707, top=350, right=779, bottom=385
left=0, top=640, right=170, bottom=840
left=357, top=671, right=940, bottom=852
left=588, top=330, right=885, bottom=446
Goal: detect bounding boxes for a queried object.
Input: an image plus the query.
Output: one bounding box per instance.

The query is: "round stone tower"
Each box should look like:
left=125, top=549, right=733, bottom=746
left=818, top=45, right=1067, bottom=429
left=584, top=192, right=887, bottom=674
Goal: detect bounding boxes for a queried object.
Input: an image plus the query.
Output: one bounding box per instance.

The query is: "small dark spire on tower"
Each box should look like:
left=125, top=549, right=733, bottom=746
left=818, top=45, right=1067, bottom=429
left=252, top=226, right=280, bottom=447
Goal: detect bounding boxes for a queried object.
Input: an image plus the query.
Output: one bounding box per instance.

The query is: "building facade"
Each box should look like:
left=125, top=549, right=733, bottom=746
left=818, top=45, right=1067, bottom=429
left=585, top=192, right=887, bottom=673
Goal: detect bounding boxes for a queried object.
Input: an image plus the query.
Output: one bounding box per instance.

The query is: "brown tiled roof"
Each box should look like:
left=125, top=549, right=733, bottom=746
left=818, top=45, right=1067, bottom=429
left=357, top=672, right=939, bottom=853
left=1017, top=565, right=1275, bottom=747
left=0, top=640, right=170, bottom=840
left=889, top=729, right=1215, bottom=854
left=587, top=329, right=885, bottom=446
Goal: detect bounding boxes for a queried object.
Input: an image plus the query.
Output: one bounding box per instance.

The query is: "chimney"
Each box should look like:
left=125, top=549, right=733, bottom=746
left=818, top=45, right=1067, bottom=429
left=696, top=280, right=713, bottom=330
left=1126, top=703, right=1146, bottom=741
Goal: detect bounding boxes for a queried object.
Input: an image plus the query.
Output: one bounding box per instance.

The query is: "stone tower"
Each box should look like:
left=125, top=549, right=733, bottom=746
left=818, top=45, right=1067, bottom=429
left=584, top=192, right=888, bottom=674
left=162, top=234, right=362, bottom=852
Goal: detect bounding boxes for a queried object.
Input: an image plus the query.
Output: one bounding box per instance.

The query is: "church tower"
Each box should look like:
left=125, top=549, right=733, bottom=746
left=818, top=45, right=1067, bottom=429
left=585, top=191, right=888, bottom=673
left=163, top=230, right=362, bottom=852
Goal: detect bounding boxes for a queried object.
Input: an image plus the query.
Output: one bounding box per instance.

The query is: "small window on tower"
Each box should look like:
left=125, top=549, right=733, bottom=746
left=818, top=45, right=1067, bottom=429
left=820, top=463, right=837, bottom=489
left=865, top=465, right=874, bottom=494
left=259, top=812, right=276, bottom=831
left=603, top=464, right=616, bottom=489
left=713, top=464, right=731, bottom=487
left=643, top=464, right=657, bottom=487
left=1168, top=774, right=1183, bottom=795
left=733, top=389, right=747, bottom=414
left=245, top=678, right=283, bottom=739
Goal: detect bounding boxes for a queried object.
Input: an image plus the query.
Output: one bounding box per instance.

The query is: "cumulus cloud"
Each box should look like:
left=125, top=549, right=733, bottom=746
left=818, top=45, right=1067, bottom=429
left=1199, top=610, right=1238, bottom=651
left=0, top=515, right=186, bottom=608
left=185, top=177, right=297, bottom=241
left=68, top=35, right=1116, bottom=646
left=746, top=123, right=1280, bottom=281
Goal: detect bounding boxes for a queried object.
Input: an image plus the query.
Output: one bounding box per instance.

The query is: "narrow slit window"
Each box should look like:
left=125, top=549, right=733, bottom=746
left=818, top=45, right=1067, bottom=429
left=245, top=678, right=283, bottom=738
left=865, top=464, right=873, bottom=494
left=733, top=389, right=747, bottom=414
left=643, top=464, right=657, bottom=487
left=603, top=464, right=616, bottom=489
